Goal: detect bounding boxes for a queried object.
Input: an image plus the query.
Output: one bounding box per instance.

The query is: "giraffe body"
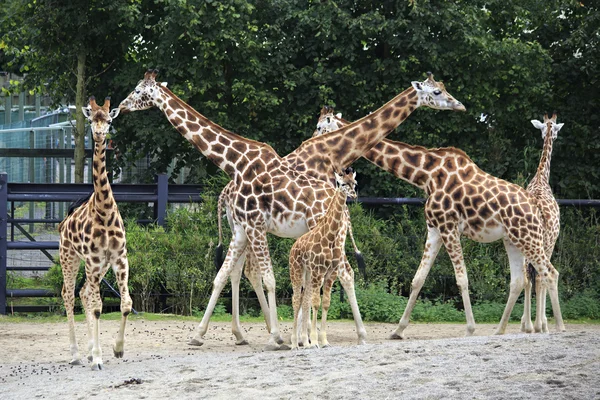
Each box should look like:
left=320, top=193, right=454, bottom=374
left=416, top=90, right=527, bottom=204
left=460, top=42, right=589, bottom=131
left=120, top=71, right=464, bottom=348
left=289, top=169, right=363, bottom=349
left=316, top=109, right=565, bottom=338
left=521, top=114, right=563, bottom=333
left=58, top=97, right=132, bottom=370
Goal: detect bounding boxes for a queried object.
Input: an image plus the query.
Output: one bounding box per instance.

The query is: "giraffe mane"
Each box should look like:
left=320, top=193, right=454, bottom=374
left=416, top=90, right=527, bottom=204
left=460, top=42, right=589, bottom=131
left=159, top=85, right=279, bottom=153
left=299, top=86, right=416, bottom=147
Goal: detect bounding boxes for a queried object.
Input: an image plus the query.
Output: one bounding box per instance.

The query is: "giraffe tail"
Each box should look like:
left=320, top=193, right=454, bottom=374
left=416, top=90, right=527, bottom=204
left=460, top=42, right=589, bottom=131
left=527, top=263, right=537, bottom=295
left=347, top=219, right=367, bottom=281
left=214, top=244, right=224, bottom=272
left=354, top=251, right=367, bottom=281
left=214, top=187, right=227, bottom=272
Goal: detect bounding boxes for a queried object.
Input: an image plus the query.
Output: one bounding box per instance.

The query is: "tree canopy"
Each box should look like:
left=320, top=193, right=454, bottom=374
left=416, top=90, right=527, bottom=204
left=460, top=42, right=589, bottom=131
left=2, top=0, right=598, bottom=198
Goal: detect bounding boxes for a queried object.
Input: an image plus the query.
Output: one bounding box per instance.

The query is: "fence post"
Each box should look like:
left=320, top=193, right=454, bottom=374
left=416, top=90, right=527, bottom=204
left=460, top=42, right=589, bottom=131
left=156, top=174, right=168, bottom=226
left=0, top=173, right=8, bottom=315
left=28, top=130, right=35, bottom=232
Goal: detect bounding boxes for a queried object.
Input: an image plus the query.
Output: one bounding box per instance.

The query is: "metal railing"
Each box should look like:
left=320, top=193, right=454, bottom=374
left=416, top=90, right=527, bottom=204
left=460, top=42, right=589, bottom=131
left=1, top=171, right=599, bottom=314
left=0, top=172, right=203, bottom=314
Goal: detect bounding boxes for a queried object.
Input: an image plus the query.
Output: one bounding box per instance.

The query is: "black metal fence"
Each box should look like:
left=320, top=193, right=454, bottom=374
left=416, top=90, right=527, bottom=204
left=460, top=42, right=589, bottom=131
left=0, top=172, right=202, bottom=314
left=1, top=171, right=599, bottom=315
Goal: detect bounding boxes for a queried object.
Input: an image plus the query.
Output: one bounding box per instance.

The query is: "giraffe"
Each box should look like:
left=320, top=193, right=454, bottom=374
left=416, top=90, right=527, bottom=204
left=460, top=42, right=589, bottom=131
left=213, top=73, right=464, bottom=345
left=314, top=108, right=566, bottom=337
left=289, top=168, right=358, bottom=349
left=119, top=70, right=464, bottom=349
left=58, top=97, right=132, bottom=370
left=521, top=113, right=563, bottom=334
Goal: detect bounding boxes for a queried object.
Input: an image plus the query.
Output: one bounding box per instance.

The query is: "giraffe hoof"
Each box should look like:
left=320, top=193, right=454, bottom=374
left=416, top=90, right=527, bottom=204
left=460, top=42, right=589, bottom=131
left=87, top=354, right=94, bottom=362
left=91, top=362, right=103, bottom=371
left=235, top=339, right=249, bottom=346
left=520, top=324, right=534, bottom=334
left=275, top=335, right=285, bottom=345
left=69, top=359, right=83, bottom=366
left=188, top=338, right=204, bottom=347
left=263, top=343, right=291, bottom=351
left=114, top=349, right=124, bottom=358
left=388, top=332, right=406, bottom=340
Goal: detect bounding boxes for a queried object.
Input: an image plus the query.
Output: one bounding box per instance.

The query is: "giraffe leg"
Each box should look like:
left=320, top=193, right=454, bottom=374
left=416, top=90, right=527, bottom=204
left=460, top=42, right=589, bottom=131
left=520, top=262, right=534, bottom=333
left=337, top=259, right=367, bottom=345
left=443, top=229, right=476, bottom=336
left=112, top=256, right=133, bottom=358
left=189, top=225, right=248, bottom=346
left=319, top=270, right=338, bottom=348
left=520, top=247, right=565, bottom=333
left=79, top=280, right=95, bottom=361
left=535, top=275, right=549, bottom=333
left=301, top=268, right=312, bottom=349
left=60, top=251, right=82, bottom=365
left=230, top=251, right=248, bottom=345
left=391, top=227, right=443, bottom=340
left=244, top=250, right=280, bottom=342
left=86, top=267, right=106, bottom=371
left=248, top=229, right=289, bottom=351
left=308, top=282, right=320, bottom=349
left=494, top=240, right=526, bottom=335
left=290, top=255, right=303, bottom=350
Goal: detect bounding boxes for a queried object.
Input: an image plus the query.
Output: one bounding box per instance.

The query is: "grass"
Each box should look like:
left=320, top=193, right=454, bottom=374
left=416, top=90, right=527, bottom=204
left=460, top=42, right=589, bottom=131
left=2, top=310, right=597, bottom=325
left=0, top=311, right=269, bottom=324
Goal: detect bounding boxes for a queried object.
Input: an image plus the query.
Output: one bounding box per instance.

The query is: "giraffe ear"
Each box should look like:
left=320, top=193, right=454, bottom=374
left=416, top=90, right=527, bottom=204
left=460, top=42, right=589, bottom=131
left=160, top=82, right=168, bottom=87
left=411, top=81, right=423, bottom=91
left=530, top=120, right=545, bottom=130
left=336, top=113, right=342, bottom=118
left=82, top=106, right=92, bottom=119
left=109, top=108, right=121, bottom=119
left=554, top=123, right=564, bottom=132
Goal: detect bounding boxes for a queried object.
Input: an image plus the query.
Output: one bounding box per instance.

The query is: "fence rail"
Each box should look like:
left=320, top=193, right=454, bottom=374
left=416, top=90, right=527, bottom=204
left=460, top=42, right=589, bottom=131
left=0, top=172, right=203, bottom=314
left=1, top=171, right=599, bottom=315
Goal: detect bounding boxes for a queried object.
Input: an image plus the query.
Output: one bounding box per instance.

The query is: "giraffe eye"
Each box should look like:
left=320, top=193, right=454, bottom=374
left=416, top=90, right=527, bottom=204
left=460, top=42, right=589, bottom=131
left=135, top=89, right=140, bottom=94
left=433, top=90, right=442, bottom=96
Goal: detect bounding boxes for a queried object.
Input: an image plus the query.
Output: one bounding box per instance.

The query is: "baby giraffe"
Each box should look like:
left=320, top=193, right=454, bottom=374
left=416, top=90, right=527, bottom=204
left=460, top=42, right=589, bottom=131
left=58, top=97, right=132, bottom=370
left=289, top=168, right=363, bottom=349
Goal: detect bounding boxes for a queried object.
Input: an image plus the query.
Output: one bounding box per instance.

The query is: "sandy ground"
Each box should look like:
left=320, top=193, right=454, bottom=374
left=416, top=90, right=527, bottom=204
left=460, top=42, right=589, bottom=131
left=0, top=318, right=599, bottom=399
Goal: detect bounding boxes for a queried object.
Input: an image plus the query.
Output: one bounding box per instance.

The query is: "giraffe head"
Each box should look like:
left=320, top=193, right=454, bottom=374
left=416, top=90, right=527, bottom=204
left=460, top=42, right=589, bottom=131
left=335, top=167, right=358, bottom=199
left=119, top=69, right=167, bottom=113
left=531, top=112, right=564, bottom=140
left=314, top=106, right=344, bottom=137
left=82, top=96, right=120, bottom=142
left=411, top=72, right=465, bottom=111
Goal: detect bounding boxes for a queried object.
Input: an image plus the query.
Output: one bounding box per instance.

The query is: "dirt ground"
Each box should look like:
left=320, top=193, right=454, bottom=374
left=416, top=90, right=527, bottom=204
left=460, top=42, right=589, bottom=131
left=0, top=318, right=599, bottom=399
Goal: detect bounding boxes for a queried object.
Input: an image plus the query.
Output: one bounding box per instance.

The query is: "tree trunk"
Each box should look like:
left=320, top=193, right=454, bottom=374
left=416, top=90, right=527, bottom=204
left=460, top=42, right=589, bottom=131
left=74, top=51, right=86, bottom=183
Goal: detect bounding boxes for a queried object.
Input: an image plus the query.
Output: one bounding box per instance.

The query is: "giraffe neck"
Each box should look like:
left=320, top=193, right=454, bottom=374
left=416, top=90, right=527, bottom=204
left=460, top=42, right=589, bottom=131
left=364, top=140, right=477, bottom=194
left=302, top=87, right=418, bottom=170
left=323, top=191, right=348, bottom=231
left=532, top=133, right=554, bottom=185
left=156, top=86, right=277, bottom=178
left=91, top=138, right=115, bottom=215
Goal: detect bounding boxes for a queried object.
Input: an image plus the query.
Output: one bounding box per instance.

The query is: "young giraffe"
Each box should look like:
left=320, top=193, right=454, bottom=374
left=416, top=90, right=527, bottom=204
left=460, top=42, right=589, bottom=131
left=521, top=113, right=563, bottom=334
left=58, top=97, right=132, bottom=370
left=212, top=73, right=464, bottom=345
left=289, top=168, right=358, bottom=350
left=315, top=108, right=566, bottom=337
left=119, top=70, right=464, bottom=349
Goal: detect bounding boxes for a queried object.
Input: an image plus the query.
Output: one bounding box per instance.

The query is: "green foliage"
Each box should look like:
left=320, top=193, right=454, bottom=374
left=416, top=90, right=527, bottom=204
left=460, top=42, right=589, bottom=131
left=562, top=290, right=600, bottom=320
left=125, top=200, right=219, bottom=314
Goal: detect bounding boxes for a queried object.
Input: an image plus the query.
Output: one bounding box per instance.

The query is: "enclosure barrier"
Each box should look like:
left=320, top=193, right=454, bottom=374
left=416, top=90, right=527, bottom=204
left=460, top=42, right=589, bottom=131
left=1, top=172, right=599, bottom=314
left=0, top=172, right=202, bottom=314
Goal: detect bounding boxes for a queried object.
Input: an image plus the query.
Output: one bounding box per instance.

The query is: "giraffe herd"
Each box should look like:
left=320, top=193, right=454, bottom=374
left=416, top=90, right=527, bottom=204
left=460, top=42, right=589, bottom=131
left=58, top=70, right=565, bottom=369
